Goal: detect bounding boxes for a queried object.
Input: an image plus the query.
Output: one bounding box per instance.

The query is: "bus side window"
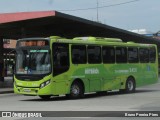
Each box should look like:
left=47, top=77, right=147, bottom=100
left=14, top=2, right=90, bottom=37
left=59, top=53, right=68, bottom=66
left=116, top=47, right=127, bottom=63
left=71, top=45, right=86, bottom=64
left=87, top=46, right=101, bottom=64
left=139, top=48, right=149, bottom=63
left=128, top=48, right=139, bottom=63
left=52, top=43, right=69, bottom=76
left=149, top=47, right=156, bottom=63
left=102, top=46, right=115, bottom=63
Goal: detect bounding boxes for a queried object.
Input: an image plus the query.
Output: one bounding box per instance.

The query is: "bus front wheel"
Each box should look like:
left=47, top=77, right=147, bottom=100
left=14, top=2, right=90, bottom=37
left=69, top=81, right=84, bottom=99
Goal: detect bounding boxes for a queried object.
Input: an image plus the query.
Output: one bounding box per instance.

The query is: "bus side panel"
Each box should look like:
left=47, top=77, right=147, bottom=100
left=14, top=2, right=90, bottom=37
left=103, top=64, right=121, bottom=91
left=85, top=65, right=103, bottom=92
left=104, top=63, right=144, bottom=90
left=69, top=64, right=91, bottom=93
left=137, top=63, right=158, bottom=87
left=53, top=74, right=70, bottom=95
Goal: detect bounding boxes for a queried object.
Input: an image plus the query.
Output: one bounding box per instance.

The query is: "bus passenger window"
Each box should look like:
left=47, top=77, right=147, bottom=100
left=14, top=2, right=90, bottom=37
left=72, top=45, right=86, bottom=64
left=87, top=46, right=101, bottom=64
left=102, top=46, right=115, bottom=63
left=139, top=48, right=149, bottom=63
left=128, top=48, right=139, bottom=63
left=116, top=47, right=127, bottom=63
left=150, top=47, right=156, bottom=63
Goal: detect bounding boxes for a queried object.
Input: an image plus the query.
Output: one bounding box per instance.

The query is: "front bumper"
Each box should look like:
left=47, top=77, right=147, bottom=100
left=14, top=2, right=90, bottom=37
left=14, top=82, right=53, bottom=96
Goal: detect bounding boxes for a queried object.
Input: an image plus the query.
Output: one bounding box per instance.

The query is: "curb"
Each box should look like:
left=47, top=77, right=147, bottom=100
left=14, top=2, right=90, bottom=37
left=0, top=89, right=14, bottom=94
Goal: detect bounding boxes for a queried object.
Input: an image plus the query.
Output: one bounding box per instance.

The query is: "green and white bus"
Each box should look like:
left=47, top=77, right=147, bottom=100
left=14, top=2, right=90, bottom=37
left=14, top=36, right=158, bottom=99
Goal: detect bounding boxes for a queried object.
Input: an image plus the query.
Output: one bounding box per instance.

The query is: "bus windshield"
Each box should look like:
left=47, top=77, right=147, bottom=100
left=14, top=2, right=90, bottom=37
left=16, top=49, right=51, bottom=75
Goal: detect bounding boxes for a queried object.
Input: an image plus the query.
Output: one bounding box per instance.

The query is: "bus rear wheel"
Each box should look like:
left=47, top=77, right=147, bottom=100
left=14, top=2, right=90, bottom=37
left=39, top=95, right=51, bottom=100
left=69, top=81, right=84, bottom=99
left=125, top=77, right=136, bottom=93
left=120, top=77, right=136, bottom=93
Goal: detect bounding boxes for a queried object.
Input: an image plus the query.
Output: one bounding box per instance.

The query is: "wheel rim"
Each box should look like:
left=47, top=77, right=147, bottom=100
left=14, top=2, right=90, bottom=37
left=128, top=80, right=134, bottom=91
left=71, top=84, right=80, bottom=96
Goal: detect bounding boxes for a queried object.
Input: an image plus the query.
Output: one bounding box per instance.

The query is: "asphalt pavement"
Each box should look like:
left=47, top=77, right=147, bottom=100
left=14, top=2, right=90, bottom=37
left=1, top=76, right=160, bottom=120
left=0, top=77, right=13, bottom=94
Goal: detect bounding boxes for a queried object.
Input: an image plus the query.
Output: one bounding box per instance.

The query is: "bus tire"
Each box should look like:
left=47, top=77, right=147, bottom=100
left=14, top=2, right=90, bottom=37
left=125, top=77, right=136, bottom=93
left=69, top=81, right=84, bottom=99
left=39, top=95, right=51, bottom=100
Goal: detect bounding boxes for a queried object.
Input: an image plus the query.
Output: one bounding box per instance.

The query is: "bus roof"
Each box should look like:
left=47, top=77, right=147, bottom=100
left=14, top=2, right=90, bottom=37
left=50, top=36, right=156, bottom=47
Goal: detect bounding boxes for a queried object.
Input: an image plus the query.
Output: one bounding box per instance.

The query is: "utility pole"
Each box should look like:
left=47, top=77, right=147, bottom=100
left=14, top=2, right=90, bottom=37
left=97, top=0, right=99, bottom=22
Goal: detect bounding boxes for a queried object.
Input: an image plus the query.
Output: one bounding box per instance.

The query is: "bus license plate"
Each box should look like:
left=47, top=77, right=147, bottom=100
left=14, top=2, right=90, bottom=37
left=23, top=88, right=31, bottom=92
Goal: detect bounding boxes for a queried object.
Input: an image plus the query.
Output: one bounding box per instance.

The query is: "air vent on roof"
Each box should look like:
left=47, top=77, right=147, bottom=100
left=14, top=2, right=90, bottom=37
left=73, top=37, right=96, bottom=41
left=50, top=36, right=62, bottom=39
left=73, top=37, right=122, bottom=42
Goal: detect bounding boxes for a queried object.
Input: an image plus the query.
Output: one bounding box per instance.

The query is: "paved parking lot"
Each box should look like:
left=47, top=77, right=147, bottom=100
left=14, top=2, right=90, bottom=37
left=0, top=78, right=160, bottom=119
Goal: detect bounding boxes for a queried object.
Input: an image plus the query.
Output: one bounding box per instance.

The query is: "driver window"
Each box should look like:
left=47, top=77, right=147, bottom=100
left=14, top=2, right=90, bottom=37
left=52, top=43, right=69, bottom=76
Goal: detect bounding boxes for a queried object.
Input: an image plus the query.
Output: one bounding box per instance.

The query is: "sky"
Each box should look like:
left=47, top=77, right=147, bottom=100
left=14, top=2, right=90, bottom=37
left=0, top=0, right=160, bottom=33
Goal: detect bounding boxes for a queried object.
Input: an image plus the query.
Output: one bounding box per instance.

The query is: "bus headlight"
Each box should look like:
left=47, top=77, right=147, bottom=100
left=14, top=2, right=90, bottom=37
left=40, top=80, right=51, bottom=89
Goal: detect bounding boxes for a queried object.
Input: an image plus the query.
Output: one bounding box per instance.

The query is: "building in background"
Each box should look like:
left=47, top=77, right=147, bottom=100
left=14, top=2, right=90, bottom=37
left=129, top=29, right=160, bottom=39
left=153, top=31, right=160, bottom=40
left=3, top=39, right=16, bottom=76
left=128, top=29, right=154, bottom=36
left=3, top=39, right=17, bottom=48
